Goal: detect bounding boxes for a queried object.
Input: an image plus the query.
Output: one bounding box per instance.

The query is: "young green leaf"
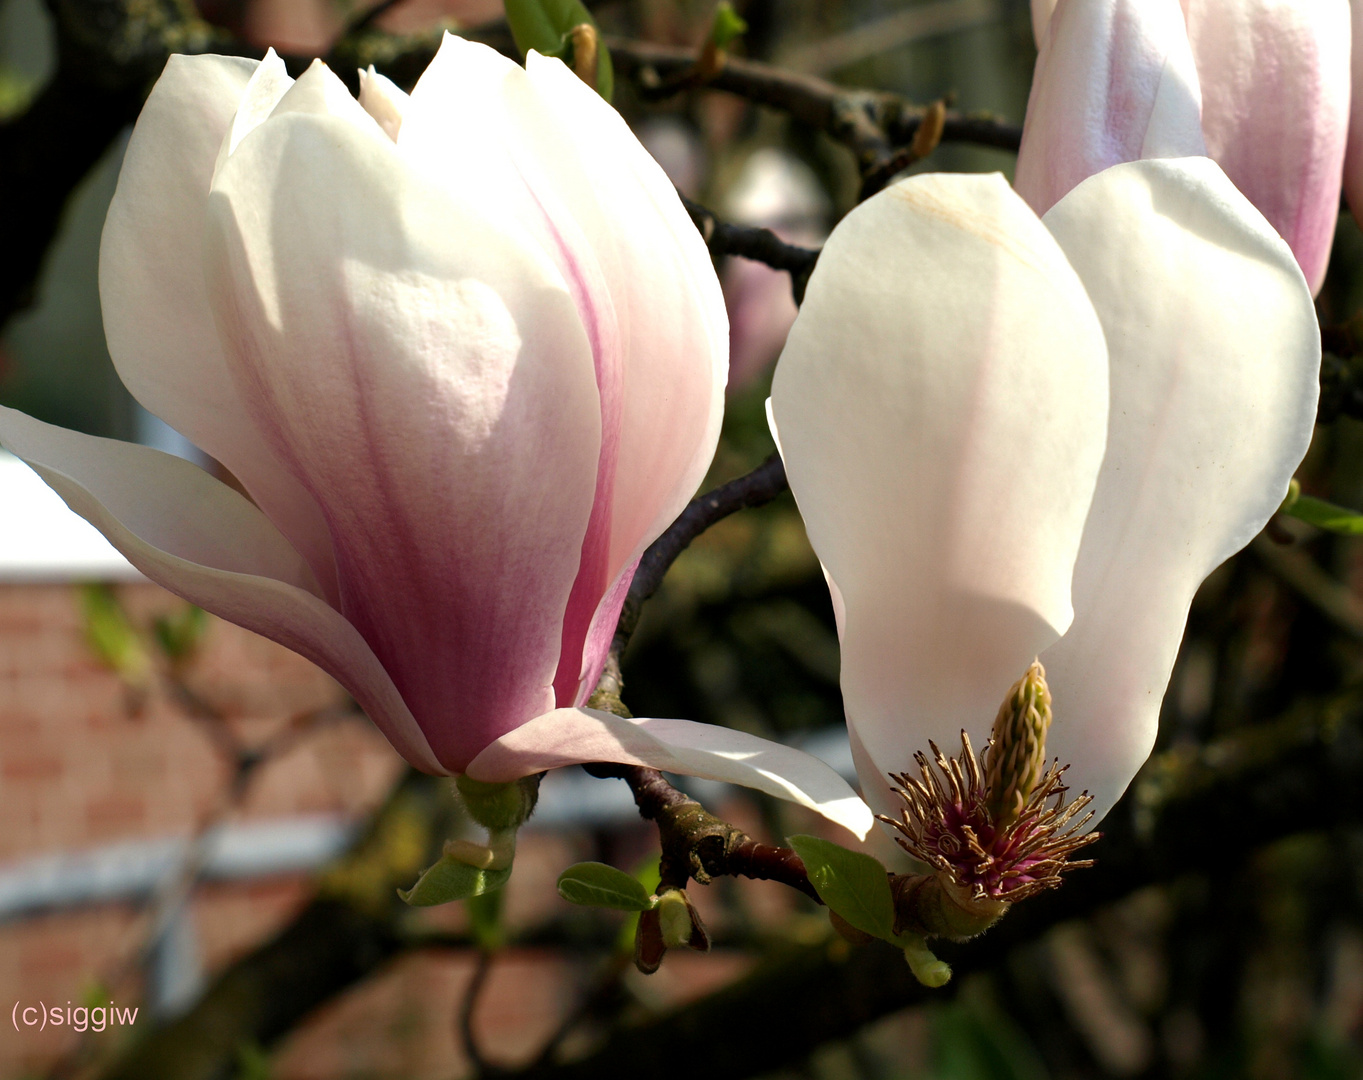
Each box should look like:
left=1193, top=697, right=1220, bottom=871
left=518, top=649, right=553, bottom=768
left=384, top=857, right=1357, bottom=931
left=1280, top=493, right=1363, bottom=535
left=399, top=853, right=511, bottom=906
left=557, top=861, right=657, bottom=911
left=503, top=0, right=614, bottom=100
left=709, top=1, right=748, bottom=48
left=788, top=834, right=895, bottom=939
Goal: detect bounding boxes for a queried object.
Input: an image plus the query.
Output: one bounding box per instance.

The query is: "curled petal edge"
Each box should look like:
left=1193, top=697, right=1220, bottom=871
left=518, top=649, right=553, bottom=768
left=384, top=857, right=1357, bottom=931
left=466, top=707, right=875, bottom=839
left=0, top=408, right=445, bottom=775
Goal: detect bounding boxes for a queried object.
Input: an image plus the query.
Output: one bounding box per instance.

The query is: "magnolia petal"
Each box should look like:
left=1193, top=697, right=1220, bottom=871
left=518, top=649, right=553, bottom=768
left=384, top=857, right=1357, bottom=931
left=1031, top=0, right=1057, bottom=45
left=0, top=406, right=444, bottom=774
left=400, top=36, right=726, bottom=707
left=770, top=171, right=1109, bottom=803
left=270, top=58, right=389, bottom=137
left=207, top=112, right=602, bottom=774
left=522, top=52, right=728, bottom=703
left=216, top=48, right=293, bottom=174
left=359, top=66, right=408, bottom=142
left=1015, top=0, right=1205, bottom=216
left=1182, top=0, right=1350, bottom=295
left=1041, top=157, right=1319, bottom=823
left=100, top=51, right=339, bottom=603
left=466, top=707, right=875, bottom=839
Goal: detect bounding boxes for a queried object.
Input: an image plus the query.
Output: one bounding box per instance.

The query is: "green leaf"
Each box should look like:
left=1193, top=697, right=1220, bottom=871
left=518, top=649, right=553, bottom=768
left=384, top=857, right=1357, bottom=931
left=1280, top=494, right=1363, bottom=535
left=503, top=0, right=613, bottom=100
left=709, top=1, right=748, bottom=48
left=81, top=584, right=150, bottom=684
left=398, top=854, right=511, bottom=906
left=788, top=834, right=894, bottom=939
left=557, top=861, right=656, bottom=911
left=617, top=854, right=661, bottom=953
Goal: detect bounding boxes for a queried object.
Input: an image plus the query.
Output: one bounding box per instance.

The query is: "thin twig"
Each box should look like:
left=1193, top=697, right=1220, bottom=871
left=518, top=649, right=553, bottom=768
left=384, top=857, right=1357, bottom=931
left=583, top=763, right=820, bottom=901
left=607, top=453, right=789, bottom=676
left=607, top=37, right=1021, bottom=169
left=459, top=949, right=497, bottom=1077
left=679, top=195, right=821, bottom=302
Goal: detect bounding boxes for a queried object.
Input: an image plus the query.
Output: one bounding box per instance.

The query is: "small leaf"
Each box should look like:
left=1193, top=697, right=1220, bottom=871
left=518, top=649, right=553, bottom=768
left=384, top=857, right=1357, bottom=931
left=1280, top=493, right=1363, bottom=535
left=503, top=0, right=613, bottom=99
left=709, top=1, right=748, bottom=48
left=81, top=584, right=150, bottom=685
left=788, top=834, right=894, bottom=940
left=399, top=853, right=511, bottom=906
left=557, top=861, right=656, bottom=911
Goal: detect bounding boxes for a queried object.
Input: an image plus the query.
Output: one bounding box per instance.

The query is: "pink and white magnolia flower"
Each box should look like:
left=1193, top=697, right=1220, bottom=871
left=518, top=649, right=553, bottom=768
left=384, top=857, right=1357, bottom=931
left=770, top=158, right=1319, bottom=832
left=1026, top=0, right=1351, bottom=296
left=0, top=38, right=872, bottom=836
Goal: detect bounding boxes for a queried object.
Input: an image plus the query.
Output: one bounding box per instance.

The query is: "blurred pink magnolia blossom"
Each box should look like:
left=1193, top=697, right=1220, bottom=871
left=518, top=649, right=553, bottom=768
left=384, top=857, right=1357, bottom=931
left=0, top=39, right=871, bottom=836
left=1026, top=0, right=1350, bottom=295
left=721, top=149, right=829, bottom=392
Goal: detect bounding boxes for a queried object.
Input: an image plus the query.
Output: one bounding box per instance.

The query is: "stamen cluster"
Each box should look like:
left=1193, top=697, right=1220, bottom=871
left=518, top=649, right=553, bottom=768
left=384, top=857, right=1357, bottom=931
left=880, top=731, right=1097, bottom=903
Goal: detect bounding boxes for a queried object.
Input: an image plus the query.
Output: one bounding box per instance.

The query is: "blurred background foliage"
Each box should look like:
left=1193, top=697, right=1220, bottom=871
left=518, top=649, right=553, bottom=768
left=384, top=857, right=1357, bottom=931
left=3, top=0, right=1363, bottom=1077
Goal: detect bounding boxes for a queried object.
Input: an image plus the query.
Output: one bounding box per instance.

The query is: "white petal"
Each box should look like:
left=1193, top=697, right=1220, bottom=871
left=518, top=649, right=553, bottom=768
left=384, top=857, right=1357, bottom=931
left=358, top=65, right=407, bottom=142
left=216, top=48, right=293, bottom=174
left=466, top=707, right=875, bottom=839
left=99, top=51, right=339, bottom=602
left=269, top=58, right=388, bottom=137
left=0, top=406, right=444, bottom=774
left=1041, top=157, right=1319, bottom=822
left=770, top=172, right=1109, bottom=802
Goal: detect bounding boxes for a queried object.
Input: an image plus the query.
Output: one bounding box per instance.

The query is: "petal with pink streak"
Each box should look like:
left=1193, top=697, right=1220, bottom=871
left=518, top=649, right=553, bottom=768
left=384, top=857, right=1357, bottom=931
left=0, top=406, right=443, bottom=774
left=1014, top=0, right=1205, bottom=216
left=1041, top=158, right=1319, bottom=824
left=100, top=51, right=339, bottom=603
left=399, top=36, right=728, bottom=707
left=466, top=707, right=874, bottom=839
left=206, top=112, right=602, bottom=773
left=770, top=172, right=1109, bottom=815
left=523, top=52, right=728, bottom=703
left=1181, top=0, right=1350, bottom=295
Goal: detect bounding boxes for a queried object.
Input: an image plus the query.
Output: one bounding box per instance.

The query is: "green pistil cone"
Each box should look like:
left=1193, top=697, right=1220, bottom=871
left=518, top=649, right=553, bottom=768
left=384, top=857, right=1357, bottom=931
left=984, top=660, right=1052, bottom=828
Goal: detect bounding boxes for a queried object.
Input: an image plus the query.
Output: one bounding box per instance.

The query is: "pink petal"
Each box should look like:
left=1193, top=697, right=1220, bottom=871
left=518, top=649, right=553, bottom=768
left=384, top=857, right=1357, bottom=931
left=206, top=110, right=602, bottom=773
left=0, top=406, right=443, bottom=774
left=100, top=51, right=341, bottom=603
left=1182, top=0, right=1350, bottom=295
left=467, top=707, right=874, bottom=838
left=399, top=37, right=727, bottom=709
left=1015, top=0, right=1205, bottom=216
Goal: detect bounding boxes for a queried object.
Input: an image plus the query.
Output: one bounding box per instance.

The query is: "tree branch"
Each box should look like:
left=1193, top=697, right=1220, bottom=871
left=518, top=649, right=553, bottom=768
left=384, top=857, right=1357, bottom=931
left=607, top=37, right=1021, bottom=170
left=502, top=692, right=1363, bottom=1080
left=583, top=763, right=819, bottom=900
left=594, top=453, right=789, bottom=710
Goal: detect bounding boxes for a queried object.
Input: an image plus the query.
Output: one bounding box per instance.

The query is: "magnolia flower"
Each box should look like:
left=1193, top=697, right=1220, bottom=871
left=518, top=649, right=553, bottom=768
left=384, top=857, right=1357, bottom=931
left=0, top=38, right=871, bottom=836
left=1015, top=0, right=1205, bottom=217
left=769, top=159, right=1318, bottom=877
left=1026, top=0, right=1350, bottom=296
